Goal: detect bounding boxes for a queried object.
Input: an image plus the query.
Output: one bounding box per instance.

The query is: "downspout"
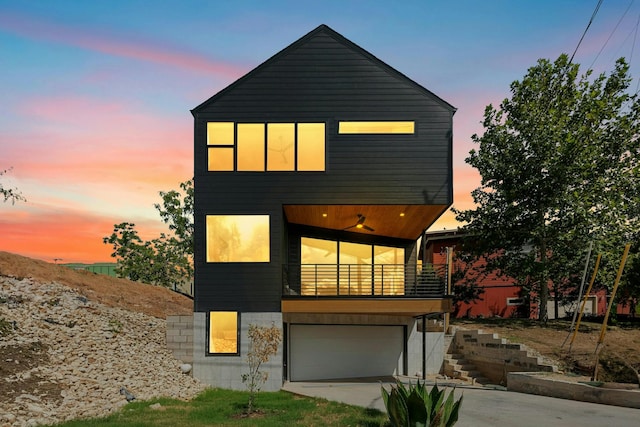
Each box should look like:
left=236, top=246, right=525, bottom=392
left=422, top=314, right=426, bottom=380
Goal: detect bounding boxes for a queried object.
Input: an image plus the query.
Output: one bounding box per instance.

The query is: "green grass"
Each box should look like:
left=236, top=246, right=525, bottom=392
left=48, top=388, right=388, bottom=427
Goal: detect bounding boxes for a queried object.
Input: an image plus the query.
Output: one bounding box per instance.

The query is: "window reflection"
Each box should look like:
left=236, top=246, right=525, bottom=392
left=267, top=123, right=295, bottom=171
left=206, top=215, right=270, bottom=262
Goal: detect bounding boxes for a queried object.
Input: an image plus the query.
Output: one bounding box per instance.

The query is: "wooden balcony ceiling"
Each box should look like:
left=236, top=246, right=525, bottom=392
left=283, top=204, right=448, bottom=240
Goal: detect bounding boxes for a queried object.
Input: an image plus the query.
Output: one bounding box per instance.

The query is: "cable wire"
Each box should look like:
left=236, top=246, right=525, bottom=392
left=571, top=0, right=605, bottom=63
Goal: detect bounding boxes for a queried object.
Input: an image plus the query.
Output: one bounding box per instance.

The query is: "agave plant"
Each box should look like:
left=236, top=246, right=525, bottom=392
left=380, top=380, right=463, bottom=427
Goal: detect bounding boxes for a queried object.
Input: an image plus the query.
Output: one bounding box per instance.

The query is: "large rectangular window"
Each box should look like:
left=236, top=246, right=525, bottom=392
left=207, top=122, right=325, bottom=171
left=209, top=311, right=238, bottom=354
left=338, top=121, right=415, bottom=134
left=206, top=215, right=270, bottom=262
left=300, top=238, right=405, bottom=296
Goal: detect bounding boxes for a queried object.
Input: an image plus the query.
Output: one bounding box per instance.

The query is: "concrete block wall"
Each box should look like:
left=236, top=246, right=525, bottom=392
left=166, top=315, right=194, bottom=363
left=192, top=312, right=283, bottom=391
left=449, top=327, right=557, bottom=384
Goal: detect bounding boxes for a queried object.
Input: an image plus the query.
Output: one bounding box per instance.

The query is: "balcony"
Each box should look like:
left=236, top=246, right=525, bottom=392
left=283, top=263, right=448, bottom=298
left=282, top=263, right=452, bottom=315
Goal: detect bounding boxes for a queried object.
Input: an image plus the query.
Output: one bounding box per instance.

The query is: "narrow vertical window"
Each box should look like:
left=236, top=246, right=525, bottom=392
left=267, top=123, right=295, bottom=171
left=207, top=122, right=235, bottom=171
left=209, top=311, right=238, bottom=354
left=237, top=123, right=265, bottom=171
left=297, top=123, right=325, bottom=171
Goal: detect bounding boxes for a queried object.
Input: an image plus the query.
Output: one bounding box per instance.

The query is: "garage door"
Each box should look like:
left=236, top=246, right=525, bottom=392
left=289, top=324, right=404, bottom=381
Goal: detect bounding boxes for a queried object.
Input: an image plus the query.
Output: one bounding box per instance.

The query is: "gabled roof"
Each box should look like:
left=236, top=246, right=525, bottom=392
left=192, top=24, right=456, bottom=114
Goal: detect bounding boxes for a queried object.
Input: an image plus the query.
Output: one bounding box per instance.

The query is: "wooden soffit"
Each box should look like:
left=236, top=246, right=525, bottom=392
left=283, top=204, right=448, bottom=240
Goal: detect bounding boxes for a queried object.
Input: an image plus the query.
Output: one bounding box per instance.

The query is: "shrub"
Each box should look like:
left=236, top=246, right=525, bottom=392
left=381, top=380, right=463, bottom=427
left=241, top=323, right=282, bottom=413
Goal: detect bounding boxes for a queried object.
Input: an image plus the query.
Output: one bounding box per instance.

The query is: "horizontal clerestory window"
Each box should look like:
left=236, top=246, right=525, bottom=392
left=338, top=121, right=415, bottom=134
left=207, top=122, right=325, bottom=172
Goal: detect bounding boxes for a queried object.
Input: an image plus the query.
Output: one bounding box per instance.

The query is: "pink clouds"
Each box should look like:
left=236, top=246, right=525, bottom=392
left=5, top=94, right=191, bottom=189
left=0, top=203, right=167, bottom=263
left=0, top=11, right=246, bottom=79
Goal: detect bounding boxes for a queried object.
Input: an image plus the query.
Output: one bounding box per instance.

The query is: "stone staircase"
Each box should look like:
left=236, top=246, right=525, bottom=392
left=443, top=327, right=558, bottom=386
left=443, top=333, right=489, bottom=384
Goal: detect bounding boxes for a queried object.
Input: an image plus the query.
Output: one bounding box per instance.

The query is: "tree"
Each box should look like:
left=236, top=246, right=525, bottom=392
left=103, top=179, right=193, bottom=288
left=1, top=167, right=25, bottom=204
left=620, top=241, right=640, bottom=318
left=241, top=323, right=282, bottom=414
left=454, top=55, right=640, bottom=321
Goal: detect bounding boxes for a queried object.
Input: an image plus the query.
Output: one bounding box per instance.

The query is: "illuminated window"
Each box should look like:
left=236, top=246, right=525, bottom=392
left=301, top=237, right=337, bottom=295
left=300, top=238, right=405, bottom=296
left=207, top=122, right=235, bottom=171
left=338, top=121, right=415, bottom=134
left=237, top=124, right=265, bottom=171
left=209, top=311, right=238, bottom=354
left=267, top=123, right=295, bottom=171
left=297, top=123, right=325, bottom=171
left=206, top=215, right=270, bottom=262
left=207, top=121, right=325, bottom=172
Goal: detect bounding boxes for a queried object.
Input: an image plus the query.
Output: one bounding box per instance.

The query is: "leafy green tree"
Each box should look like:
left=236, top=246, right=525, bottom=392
left=454, top=55, right=640, bottom=321
left=103, top=179, right=193, bottom=288
left=620, top=241, right=640, bottom=317
left=1, top=167, right=25, bottom=204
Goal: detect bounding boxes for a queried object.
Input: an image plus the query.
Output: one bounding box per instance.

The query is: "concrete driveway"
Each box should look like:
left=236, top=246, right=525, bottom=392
left=282, top=378, right=640, bottom=427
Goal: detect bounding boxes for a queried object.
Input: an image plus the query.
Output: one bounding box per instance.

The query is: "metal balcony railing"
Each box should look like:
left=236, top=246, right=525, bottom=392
left=283, top=263, right=447, bottom=298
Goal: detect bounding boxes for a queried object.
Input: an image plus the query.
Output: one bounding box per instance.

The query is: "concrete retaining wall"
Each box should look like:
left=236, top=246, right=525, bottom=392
left=508, top=372, right=640, bottom=409
left=166, top=315, right=194, bottom=363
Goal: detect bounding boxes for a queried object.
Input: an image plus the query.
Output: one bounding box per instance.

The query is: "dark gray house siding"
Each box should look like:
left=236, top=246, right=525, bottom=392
left=192, top=25, right=454, bottom=313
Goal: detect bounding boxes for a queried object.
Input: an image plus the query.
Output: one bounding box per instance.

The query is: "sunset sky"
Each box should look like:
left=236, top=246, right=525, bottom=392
left=2, top=1, right=639, bottom=263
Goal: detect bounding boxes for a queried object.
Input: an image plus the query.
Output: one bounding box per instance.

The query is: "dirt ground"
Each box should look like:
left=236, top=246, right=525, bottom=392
left=0, top=251, right=193, bottom=318
left=453, top=317, right=640, bottom=384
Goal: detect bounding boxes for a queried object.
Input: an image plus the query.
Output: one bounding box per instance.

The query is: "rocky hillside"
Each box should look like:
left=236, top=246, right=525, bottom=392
left=0, top=252, right=205, bottom=427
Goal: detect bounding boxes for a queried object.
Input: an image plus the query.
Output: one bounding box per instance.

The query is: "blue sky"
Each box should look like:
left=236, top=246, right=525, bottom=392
left=1, top=0, right=638, bottom=262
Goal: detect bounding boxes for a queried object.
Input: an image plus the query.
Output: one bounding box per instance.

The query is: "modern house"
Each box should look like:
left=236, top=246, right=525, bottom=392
left=190, top=24, right=455, bottom=390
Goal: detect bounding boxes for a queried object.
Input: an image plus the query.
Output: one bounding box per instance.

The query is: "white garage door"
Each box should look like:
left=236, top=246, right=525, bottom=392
left=289, top=324, right=404, bottom=381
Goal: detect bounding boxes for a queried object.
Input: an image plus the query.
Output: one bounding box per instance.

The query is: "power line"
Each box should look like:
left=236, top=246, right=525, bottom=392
left=571, top=0, right=604, bottom=63
left=588, top=0, right=635, bottom=70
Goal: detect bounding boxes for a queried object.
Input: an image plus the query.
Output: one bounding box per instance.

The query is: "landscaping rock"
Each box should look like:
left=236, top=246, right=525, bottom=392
left=0, top=276, right=205, bottom=427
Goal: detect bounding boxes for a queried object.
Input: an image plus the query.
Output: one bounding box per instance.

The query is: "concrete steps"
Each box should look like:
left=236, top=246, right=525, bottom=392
left=443, top=326, right=559, bottom=386
left=443, top=351, right=490, bottom=385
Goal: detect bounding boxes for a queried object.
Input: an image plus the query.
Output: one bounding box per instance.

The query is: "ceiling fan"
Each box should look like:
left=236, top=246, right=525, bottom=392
left=344, top=213, right=374, bottom=232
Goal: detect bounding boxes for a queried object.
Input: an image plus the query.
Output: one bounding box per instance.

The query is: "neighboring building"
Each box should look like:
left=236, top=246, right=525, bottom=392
left=424, top=229, right=632, bottom=320
left=423, top=230, right=522, bottom=318
left=191, top=25, right=455, bottom=390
